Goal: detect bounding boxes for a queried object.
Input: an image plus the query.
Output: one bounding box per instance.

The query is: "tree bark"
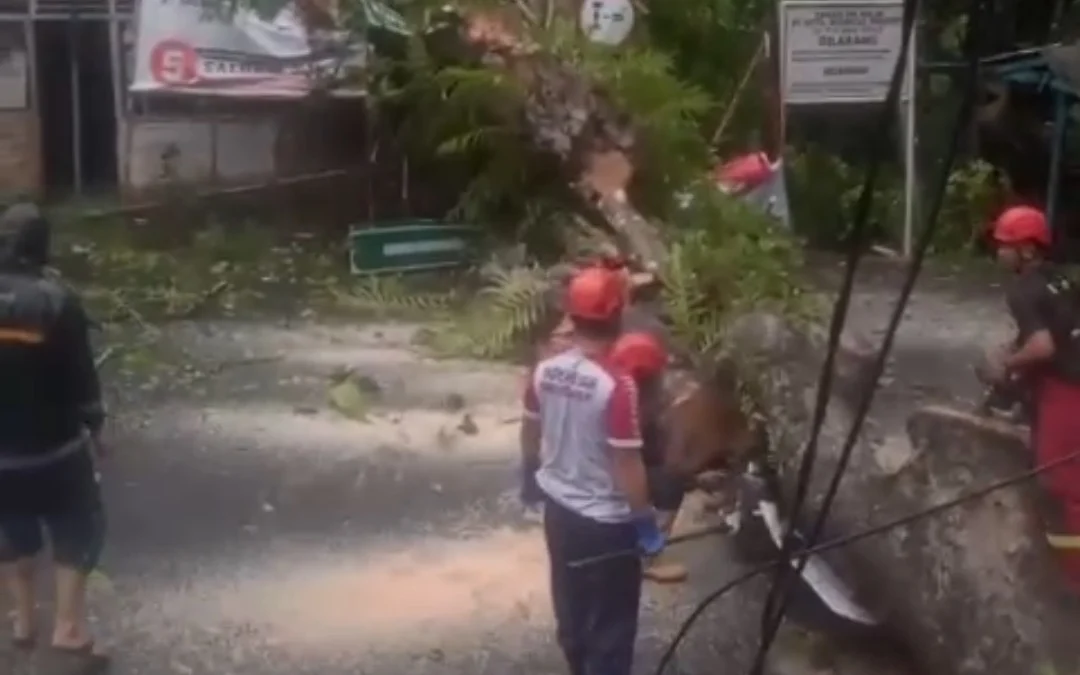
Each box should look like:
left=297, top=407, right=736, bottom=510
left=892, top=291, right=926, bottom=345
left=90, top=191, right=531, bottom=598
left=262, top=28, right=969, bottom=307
left=458, top=10, right=669, bottom=270
left=725, top=313, right=1080, bottom=675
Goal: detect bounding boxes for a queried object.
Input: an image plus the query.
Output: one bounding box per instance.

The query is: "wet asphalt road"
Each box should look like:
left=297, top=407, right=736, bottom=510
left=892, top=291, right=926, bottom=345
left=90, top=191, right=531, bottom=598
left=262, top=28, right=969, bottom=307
left=0, top=258, right=1015, bottom=675
left=7, top=322, right=756, bottom=675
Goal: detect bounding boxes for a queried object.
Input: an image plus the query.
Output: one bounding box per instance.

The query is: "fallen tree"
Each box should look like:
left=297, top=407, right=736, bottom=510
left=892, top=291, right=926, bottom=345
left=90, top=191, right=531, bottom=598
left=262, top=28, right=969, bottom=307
left=447, top=12, right=1080, bottom=675
left=351, top=4, right=1080, bottom=674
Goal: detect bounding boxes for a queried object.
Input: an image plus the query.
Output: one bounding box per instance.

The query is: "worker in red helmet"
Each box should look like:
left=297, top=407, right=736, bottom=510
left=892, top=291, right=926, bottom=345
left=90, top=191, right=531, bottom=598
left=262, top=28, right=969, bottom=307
left=609, top=331, right=690, bottom=585
left=535, top=258, right=634, bottom=362
left=520, top=265, right=664, bottom=675
left=981, top=205, right=1080, bottom=592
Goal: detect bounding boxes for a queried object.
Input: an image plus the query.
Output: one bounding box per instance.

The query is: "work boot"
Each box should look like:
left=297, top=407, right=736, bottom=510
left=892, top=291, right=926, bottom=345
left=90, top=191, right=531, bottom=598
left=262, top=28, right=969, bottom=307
left=644, top=510, right=688, bottom=584
left=643, top=557, right=688, bottom=584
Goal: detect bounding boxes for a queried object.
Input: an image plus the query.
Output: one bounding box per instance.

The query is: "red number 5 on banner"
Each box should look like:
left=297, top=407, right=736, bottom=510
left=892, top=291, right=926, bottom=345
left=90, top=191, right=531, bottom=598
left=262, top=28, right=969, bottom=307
left=150, top=40, right=198, bottom=85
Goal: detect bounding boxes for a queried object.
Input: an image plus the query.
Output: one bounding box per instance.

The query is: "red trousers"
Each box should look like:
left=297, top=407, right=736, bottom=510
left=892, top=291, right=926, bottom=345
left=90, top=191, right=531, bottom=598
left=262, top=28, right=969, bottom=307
left=1033, top=376, right=1080, bottom=590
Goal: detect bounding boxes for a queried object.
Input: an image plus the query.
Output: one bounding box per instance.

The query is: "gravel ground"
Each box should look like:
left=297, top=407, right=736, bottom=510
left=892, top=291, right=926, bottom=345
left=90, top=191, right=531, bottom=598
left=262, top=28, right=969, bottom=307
left=0, top=255, right=1017, bottom=675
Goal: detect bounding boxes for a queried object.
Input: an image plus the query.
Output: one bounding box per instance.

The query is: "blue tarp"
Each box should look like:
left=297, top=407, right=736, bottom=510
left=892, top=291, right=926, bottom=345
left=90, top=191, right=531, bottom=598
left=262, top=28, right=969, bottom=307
left=983, top=43, right=1080, bottom=100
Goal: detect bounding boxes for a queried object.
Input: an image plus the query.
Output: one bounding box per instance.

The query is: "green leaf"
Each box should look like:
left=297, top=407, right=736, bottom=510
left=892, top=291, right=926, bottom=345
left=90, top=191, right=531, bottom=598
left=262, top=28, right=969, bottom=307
left=328, top=377, right=373, bottom=423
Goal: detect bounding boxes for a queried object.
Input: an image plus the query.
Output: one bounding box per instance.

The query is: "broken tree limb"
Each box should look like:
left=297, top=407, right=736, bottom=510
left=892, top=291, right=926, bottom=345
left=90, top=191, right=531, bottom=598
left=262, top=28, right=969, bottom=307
left=94, top=346, right=119, bottom=369
left=584, top=187, right=669, bottom=272
left=458, top=11, right=669, bottom=270
left=171, top=280, right=230, bottom=320
left=710, top=35, right=765, bottom=146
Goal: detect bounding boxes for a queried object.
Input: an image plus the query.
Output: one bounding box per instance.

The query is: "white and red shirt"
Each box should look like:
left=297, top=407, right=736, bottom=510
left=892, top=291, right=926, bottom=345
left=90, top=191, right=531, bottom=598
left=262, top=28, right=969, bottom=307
left=523, top=346, right=643, bottom=523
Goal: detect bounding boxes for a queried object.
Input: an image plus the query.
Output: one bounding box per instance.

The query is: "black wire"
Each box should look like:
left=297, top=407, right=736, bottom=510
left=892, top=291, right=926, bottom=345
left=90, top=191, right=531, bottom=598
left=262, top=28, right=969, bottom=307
left=651, top=448, right=1080, bottom=675
left=758, top=0, right=922, bottom=640
left=748, top=0, right=988, bottom=671
left=759, top=0, right=921, bottom=635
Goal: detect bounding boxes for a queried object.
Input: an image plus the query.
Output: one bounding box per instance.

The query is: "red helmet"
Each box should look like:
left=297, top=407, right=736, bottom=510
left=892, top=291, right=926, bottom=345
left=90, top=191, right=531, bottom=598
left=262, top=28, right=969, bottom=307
left=992, top=206, right=1051, bottom=247
left=565, top=266, right=626, bottom=321
left=610, top=332, right=667, bottom=380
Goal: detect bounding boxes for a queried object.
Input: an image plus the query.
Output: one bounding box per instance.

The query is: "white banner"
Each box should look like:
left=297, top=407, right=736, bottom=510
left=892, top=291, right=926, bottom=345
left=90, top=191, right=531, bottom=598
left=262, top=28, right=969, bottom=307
left=711, top=153, right=791, bottom=228
left=779, top=0, right=908, bottom=105
left=740, top=161, right=791, bottom=230
left=130, top=0, right=373, bottom=98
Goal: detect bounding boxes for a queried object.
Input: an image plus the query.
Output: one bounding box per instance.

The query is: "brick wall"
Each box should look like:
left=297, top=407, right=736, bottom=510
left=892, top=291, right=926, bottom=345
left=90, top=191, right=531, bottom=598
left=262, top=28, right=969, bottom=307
left=0, top=111, right=41, bottom=196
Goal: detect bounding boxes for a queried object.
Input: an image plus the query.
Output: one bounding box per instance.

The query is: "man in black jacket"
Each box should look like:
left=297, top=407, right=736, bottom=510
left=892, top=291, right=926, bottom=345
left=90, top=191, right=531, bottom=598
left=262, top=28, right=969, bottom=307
left=0, top=202, right=109, bottom=668
left=981, top=205, right=1080, bottom=592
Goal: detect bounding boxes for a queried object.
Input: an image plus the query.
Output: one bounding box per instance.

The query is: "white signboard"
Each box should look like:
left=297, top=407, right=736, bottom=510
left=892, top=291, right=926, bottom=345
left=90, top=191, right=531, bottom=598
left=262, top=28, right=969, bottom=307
left=130, top=0, right=368, bottom=98
left=581, top=0, right=635, bottom=46
left=779, top=0, right=908, bottom=105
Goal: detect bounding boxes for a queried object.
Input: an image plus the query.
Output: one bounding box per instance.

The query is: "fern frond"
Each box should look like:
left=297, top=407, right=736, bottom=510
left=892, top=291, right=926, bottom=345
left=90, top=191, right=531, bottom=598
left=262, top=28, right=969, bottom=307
left=335, top=275, right=457, bottom=315
left=425, top=262, right=555, bottom=360
left=435, top=66, right=524, bottom=111
left=435, top=125, right=510, bottom=157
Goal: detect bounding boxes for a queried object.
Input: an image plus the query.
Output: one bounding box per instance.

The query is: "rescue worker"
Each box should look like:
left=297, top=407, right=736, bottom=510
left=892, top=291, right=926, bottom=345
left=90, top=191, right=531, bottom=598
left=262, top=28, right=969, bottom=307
left=608, top=331, right=690, bottom=584
left=520, top=264, right=664, bottom=675
left=982, top=205, right=1080, bottom=591
left=538, top=254, right=633, bottom=362
left=0, top=202, right=110, bottom=669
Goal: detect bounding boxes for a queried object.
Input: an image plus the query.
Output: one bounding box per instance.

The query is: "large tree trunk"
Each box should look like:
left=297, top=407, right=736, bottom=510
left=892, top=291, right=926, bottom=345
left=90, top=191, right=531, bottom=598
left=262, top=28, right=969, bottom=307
left=724, top=313, right=1080, bottom=675
left=899, top=407, right=1080, bottom=675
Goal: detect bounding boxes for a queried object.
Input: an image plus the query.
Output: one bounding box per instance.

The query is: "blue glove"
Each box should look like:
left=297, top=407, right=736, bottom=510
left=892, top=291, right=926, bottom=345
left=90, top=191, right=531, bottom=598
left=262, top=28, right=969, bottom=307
left=520, top=461, right=543, bottom=507
left=633, top=513, right=666, bottom=556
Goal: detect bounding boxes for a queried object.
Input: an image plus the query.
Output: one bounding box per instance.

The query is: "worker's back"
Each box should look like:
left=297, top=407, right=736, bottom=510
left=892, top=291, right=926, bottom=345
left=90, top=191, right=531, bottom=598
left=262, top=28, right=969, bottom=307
left=0, top=269, right=89, bottom=457
left=531, top=347, right=636, bottom=524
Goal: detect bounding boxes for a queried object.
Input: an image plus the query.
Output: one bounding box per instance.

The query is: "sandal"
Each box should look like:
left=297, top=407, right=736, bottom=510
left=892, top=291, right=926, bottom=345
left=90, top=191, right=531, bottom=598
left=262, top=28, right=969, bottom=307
left=50, top=641, right=111, bottom=673
left=11, top=621, right=35, bottom=650
left=11, top=632, right=35, bottom=650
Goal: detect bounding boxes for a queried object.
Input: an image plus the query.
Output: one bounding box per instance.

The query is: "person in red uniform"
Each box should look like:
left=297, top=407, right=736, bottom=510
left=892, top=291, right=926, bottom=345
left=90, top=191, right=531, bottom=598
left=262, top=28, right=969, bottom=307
left=609, top=331, right=689, bottom=583
left=983, top=205, right=1080, bottom=591
left=520, top=265, right=665, bottom=675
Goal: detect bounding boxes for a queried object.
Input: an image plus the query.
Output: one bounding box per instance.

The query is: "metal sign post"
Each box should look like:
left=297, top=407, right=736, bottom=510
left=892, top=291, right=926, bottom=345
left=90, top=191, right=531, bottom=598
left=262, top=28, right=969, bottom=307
left=900, top=27, right=917, bottom=258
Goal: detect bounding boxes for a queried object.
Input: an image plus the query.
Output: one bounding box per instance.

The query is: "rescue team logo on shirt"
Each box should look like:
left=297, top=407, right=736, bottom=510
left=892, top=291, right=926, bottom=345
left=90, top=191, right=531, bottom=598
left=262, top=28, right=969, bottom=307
left=539, top=365, right=600, bottom=401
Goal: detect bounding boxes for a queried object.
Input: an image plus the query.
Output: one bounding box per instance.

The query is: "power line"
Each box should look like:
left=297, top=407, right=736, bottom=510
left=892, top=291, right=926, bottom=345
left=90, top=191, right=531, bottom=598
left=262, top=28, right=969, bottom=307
left=755, top=0, right=923, bottom=652
left=652, top=0, right=996, bottom=669
left=748, top=0, right=991, bottom=670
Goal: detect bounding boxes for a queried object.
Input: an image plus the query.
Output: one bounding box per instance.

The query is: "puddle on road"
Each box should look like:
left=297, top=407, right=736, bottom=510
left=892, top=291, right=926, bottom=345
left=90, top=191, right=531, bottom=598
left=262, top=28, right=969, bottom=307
left=128, top=527, right=551, bottom=657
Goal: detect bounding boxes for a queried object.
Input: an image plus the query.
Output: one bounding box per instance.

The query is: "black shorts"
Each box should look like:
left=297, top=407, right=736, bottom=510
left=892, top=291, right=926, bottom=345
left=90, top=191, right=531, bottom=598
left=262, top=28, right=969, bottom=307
left=0, top=449, right=105, bottom=571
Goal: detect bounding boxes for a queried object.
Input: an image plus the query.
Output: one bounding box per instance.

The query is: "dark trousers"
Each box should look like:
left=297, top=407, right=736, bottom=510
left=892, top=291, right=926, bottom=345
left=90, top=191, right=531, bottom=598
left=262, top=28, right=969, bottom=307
left=0, top=448, right=105, bottom=572
left=544, top=496, right=642, bottom=675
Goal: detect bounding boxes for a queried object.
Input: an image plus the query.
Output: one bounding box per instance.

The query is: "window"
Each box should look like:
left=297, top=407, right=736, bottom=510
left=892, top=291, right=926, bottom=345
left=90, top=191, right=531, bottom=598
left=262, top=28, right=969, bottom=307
left=0, top=23, right=27, bottom=110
